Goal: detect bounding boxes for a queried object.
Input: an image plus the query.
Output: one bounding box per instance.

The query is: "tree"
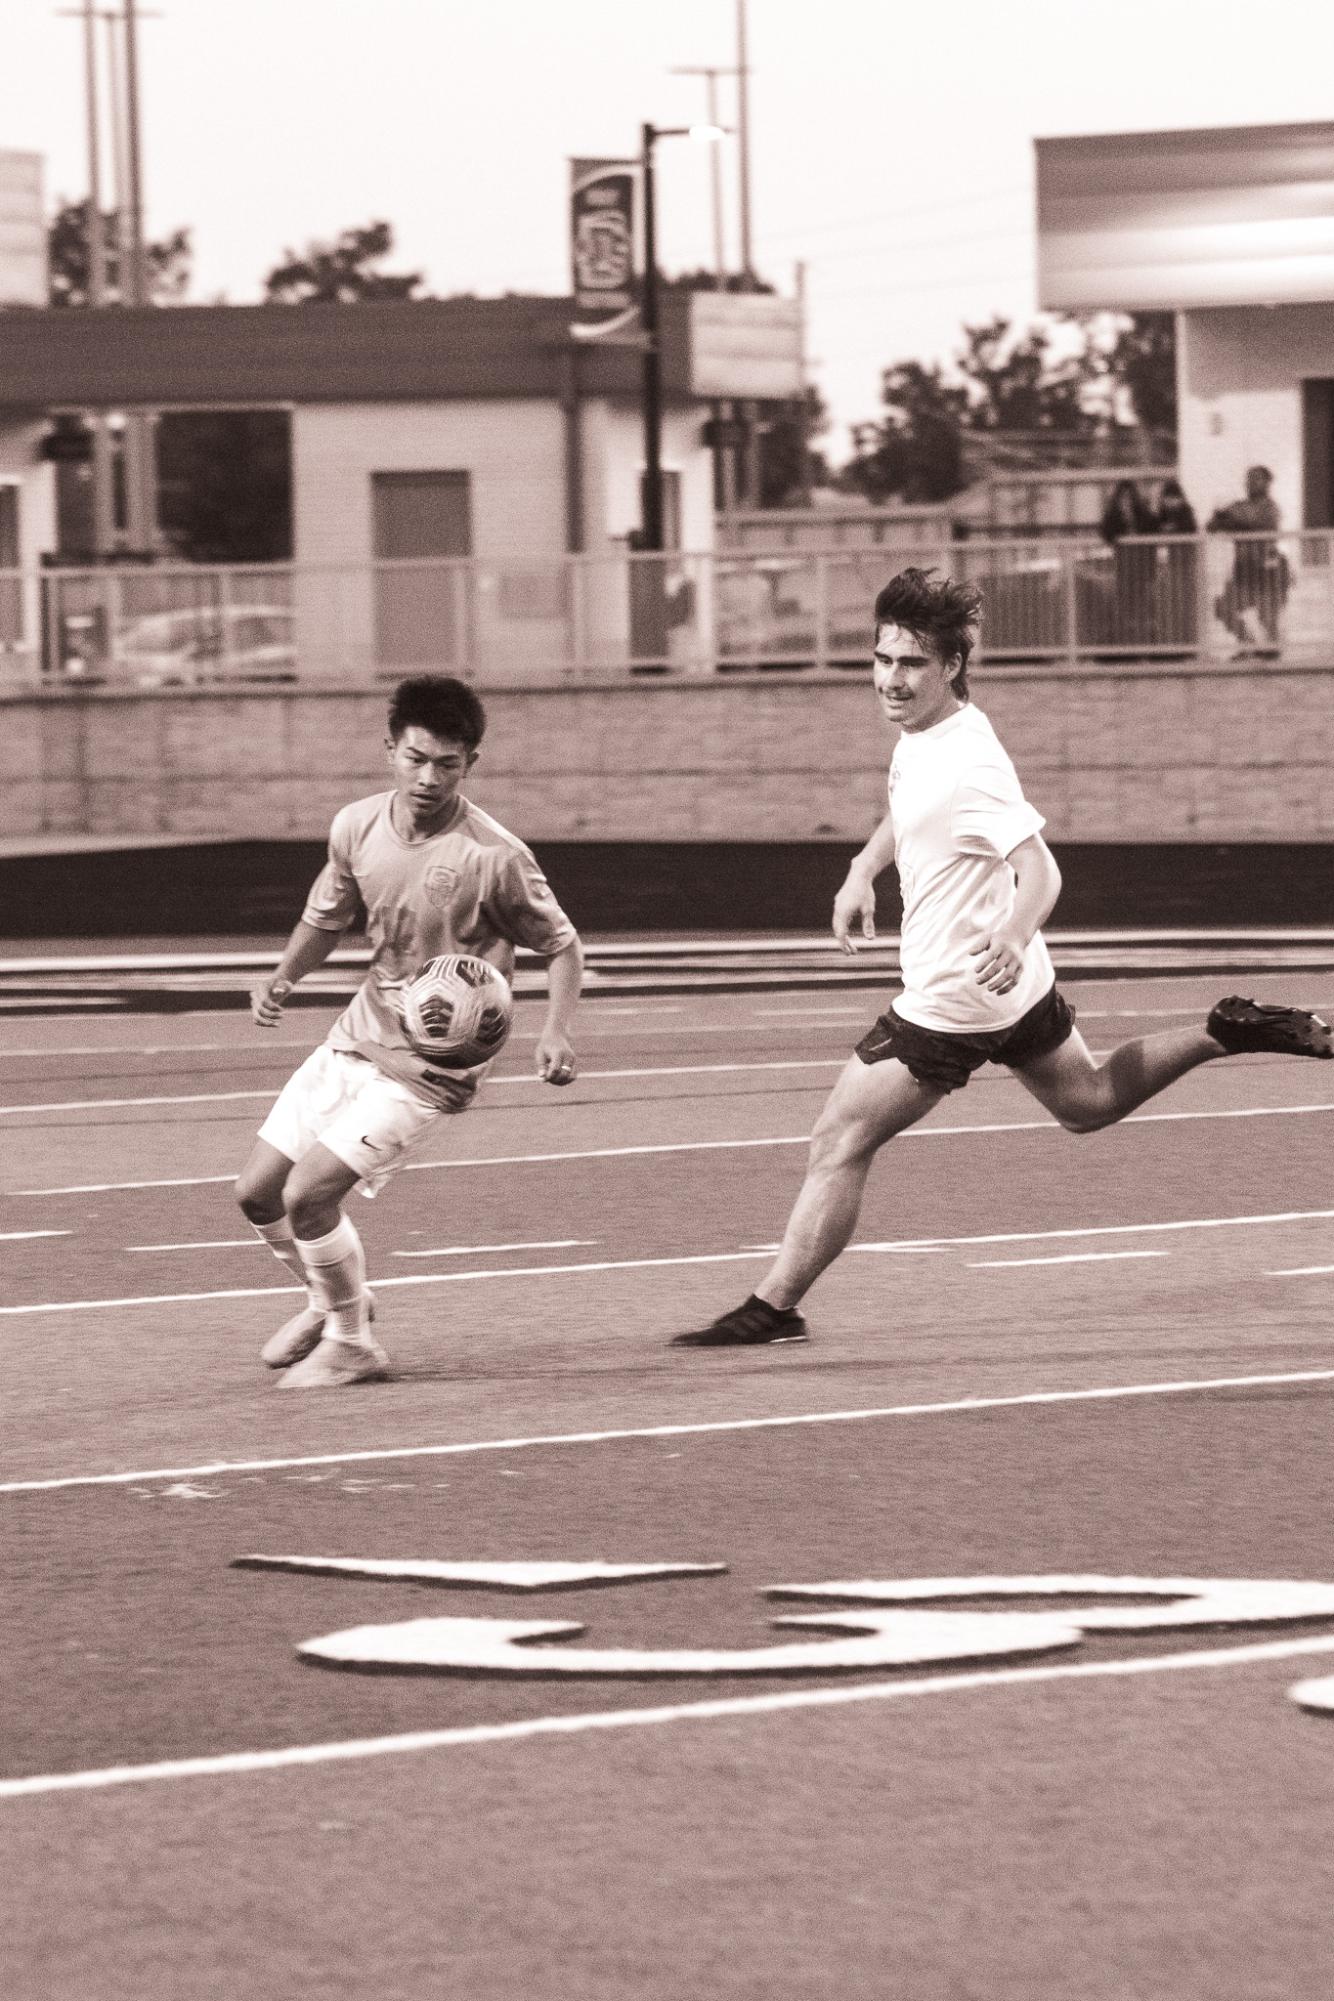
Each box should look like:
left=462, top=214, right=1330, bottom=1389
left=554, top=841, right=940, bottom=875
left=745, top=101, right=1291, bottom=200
left=757, top=385, right=829, bottom=507
left=1094, top=311, right=1176, bottom=435
left=843, top=359, right=970, bottom=504
left=843, top=310, right=1177, bottom=501
left=47, top=198, right=191, bottom=307
left=263, top=220, right=425, bottom=304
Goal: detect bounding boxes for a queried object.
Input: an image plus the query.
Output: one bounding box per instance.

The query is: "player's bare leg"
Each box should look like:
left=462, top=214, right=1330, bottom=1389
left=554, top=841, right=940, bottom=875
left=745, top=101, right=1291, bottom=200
left=760, top=1056, right=943, bottom=1306
left=277, top=1142, right=388, bottom=1387
left=1014, top=995, right=1333, bottom=1133
left=1012, top=1023, right=1220, bottom=1133
left=235, top=1138, right=327, bottom=1368
left=672, top=1056, right=943, bottom=1347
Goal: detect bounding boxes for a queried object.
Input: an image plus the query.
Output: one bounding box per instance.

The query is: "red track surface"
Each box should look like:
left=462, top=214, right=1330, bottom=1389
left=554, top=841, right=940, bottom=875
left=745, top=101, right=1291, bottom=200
left=5, top=969, right=1334, bottom=1999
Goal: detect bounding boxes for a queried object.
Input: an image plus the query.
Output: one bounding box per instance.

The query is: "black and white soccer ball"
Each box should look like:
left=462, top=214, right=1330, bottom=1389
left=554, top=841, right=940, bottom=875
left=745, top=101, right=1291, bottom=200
left=396, top=954, right=514, bottom=1066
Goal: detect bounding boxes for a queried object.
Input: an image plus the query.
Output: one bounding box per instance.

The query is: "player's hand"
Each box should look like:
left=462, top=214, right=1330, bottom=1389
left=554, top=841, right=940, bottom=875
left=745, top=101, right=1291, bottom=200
left=832, top=875, right=876, bottom=956
left=968, top=931, right=1023, bottom=996
left=537, top=1033, right=577, bottom=1086
left=250, top=976, right=293, bottom=1027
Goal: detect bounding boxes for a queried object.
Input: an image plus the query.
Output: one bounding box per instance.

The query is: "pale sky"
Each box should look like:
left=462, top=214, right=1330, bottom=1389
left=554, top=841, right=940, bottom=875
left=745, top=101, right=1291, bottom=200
left=5, top=0, right=1334, bottom=457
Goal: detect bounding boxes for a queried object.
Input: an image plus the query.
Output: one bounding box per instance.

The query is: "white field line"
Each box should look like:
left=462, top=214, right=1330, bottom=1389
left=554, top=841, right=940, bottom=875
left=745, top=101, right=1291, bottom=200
left=0, top=1059, right=844, bottom=1118
left=391, top=1238, right=594, bottom=1259
left=7, top=1363, right=1334, bottom=1497
left=6, top=1207, right=1334, bottom=1324
left=0, top=1251, right=775, bottom=1318
left=6, top=1628, right=1334, bottom=1800
left=15, top=1099, right=1334, bottom=1199
left=969, top=1251, right=1170, bottom=1269
left=0, top=1230, right=70, bottom=1242
left=1268, top=1265, right=1334, bottom=1277
left=7, top=1003, right=1324, bottom=1062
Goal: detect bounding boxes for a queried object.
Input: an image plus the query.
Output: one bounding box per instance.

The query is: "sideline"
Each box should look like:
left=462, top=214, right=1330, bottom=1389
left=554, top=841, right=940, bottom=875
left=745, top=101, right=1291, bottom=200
left=4, top=1628, right=1334, bottom=1799
left=5, top=1362, right=1334, bottom=1495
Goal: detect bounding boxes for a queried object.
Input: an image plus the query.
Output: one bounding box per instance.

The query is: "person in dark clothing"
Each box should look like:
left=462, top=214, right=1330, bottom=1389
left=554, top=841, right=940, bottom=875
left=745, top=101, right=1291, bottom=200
left=1151, top=478, right=1199, bottom=645
left=1099, top=479, right=1157, bottom=644
left=1208, top=465, right=1290, bottom=654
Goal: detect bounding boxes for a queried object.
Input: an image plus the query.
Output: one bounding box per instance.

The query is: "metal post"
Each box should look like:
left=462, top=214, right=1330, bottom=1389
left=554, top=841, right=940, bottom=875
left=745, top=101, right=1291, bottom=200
left=80, top=0, right=116, bottom=556
left=795, top=259, right=813, bottom=505
left=735, top=0, right=753, bottom=283
left=122, top=0, right=147, bottom=308
left=640, top=122, right=664, bottom=554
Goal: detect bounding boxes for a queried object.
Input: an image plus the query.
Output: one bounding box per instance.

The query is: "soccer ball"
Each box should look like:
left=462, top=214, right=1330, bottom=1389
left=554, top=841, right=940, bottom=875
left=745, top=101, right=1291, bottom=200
left=396, top=955, right=514, bottom=1067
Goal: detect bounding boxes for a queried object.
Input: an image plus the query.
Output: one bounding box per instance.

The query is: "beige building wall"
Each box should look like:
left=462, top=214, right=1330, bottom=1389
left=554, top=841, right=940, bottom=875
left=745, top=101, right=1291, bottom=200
left=0, top=418, right=55, bottom=678
left=1178, top=305, right=1333, bottom=528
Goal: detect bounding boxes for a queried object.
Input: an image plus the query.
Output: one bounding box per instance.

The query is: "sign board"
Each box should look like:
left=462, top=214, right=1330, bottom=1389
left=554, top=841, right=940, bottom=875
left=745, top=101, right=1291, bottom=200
left=1037, top=120, right=1334, bottom=312
left=0, top=151, right=46, bottom=307
left=569, top=157, right=641, bottom=342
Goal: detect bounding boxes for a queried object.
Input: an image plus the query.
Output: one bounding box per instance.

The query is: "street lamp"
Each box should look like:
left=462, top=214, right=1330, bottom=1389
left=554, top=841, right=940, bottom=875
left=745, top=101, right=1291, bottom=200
left=639, top=120, right=727, bottom=554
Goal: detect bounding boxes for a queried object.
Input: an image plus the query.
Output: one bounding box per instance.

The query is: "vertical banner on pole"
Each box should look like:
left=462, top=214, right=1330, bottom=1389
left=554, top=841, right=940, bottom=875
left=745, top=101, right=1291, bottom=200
left=569, top=158, right=641, bottom=343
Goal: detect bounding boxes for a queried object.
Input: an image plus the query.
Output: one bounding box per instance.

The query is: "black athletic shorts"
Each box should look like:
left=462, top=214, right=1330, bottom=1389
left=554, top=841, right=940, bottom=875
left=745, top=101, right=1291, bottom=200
left=854, top=984, right=1076, bottom=1094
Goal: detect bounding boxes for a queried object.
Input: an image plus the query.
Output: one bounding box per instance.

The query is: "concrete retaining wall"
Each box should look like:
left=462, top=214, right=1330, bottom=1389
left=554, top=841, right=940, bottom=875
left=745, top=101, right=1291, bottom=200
left=3, top=663, right=1331, bottom=846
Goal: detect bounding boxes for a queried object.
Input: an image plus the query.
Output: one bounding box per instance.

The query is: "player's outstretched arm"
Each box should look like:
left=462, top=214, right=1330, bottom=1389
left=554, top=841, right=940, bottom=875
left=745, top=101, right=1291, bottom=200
left=249, top=919, right=345, bottom=1026
left=832, top=809, right=896, bottom=955
left=535, top=935, right=584, bottom=1085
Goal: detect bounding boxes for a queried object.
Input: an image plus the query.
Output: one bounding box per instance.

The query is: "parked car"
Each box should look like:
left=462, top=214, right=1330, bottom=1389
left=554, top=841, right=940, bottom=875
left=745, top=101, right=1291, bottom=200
left=115, top=605, right=297, bottom=686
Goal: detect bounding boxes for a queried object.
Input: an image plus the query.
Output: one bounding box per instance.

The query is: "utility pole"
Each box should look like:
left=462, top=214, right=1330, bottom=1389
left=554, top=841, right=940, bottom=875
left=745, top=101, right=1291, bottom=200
left=669, top=64, right=737, bottom=287
left=79, top=0, right=116, bottom=553
left=735, top=0, right=753, bottom=284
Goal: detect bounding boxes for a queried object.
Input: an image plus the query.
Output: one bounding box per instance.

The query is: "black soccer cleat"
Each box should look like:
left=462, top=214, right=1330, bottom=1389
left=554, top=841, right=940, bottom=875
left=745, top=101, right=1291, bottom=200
left=670, top=1298, right=810, bottom=1349
left=1206, top=995, right=1334, bottom=1060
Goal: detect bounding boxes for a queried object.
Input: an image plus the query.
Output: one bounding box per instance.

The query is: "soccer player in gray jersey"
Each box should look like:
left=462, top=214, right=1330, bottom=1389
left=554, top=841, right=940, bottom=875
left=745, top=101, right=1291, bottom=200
left=236, top=675, right=584, bottom=1387
left=673, top=567, right=1332, bottom=1349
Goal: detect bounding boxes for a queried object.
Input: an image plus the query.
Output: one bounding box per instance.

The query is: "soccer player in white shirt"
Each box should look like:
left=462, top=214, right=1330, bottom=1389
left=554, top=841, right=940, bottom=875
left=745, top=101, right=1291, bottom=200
left=235, top=675, right=584, bottom=1387
left=673, top=567, right=1332, bottom=1348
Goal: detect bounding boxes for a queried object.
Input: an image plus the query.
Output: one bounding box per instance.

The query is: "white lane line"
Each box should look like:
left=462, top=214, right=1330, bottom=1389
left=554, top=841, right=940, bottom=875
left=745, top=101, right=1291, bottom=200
left=0, top=1250, right=777, bottom=1319
left=17, top=1099, right=1334, bottom=1199
left=6, top=1628, right=1334, bottom=1799
left=0, top=1058, right=845, bottom=1119
left=126, top=1239, right=265, bottom=1254
left=392, top=1238, right=595, bottom=1260
left=0, top=1229, right=71, bottom=1242
left=7, top=1364, right=1334, bottom=1496
left=4, top=1206, right=1329, bottom=1319
left=853, top=1207, right=1334, bottom=1254
left=1268, top=1266, right=1334, bottom=1277
left=969, top=1251, right=1170, bottom=1269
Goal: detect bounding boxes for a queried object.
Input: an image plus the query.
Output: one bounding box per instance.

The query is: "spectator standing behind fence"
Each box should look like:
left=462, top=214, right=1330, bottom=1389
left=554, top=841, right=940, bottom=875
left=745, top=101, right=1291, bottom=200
left=1099, top=478, right=1157, bottom=646
left=1208, top=465, right=1290, bottom=657
left=1151, top=477, right=1199, bottom=648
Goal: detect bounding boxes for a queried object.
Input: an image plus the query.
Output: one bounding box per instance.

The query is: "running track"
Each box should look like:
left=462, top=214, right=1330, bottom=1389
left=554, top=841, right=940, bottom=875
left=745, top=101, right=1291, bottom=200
left=5, top=963, right=1334, bottom=2000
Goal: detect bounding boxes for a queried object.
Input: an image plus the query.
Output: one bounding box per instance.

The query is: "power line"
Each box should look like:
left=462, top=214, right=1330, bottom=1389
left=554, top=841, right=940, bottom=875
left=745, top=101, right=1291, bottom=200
left=755, top=181, right=1030, bottom=248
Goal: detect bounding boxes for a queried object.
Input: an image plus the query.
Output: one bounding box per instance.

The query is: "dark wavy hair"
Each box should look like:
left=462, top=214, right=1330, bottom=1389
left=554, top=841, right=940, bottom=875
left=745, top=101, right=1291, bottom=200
left=387, top=675, right=487, bottom=750
left=873, top=567, right=983, bottom=697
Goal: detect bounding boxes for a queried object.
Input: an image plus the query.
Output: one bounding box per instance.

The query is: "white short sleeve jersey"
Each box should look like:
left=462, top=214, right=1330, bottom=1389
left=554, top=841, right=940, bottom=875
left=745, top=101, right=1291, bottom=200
left=888, top=704, right=1053, bottom=1032
left=302, top=791, right=577, bottom=1108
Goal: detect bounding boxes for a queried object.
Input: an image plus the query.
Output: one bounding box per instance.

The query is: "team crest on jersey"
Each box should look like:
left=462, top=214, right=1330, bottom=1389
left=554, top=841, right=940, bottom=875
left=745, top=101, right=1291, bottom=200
left=423, top=864, right=460, bottom=911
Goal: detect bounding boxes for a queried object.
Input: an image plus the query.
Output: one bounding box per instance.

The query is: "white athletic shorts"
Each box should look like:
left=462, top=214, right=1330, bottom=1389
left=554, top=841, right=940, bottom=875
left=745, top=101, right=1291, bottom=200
left=258, top=1044, right=445, bottom=1198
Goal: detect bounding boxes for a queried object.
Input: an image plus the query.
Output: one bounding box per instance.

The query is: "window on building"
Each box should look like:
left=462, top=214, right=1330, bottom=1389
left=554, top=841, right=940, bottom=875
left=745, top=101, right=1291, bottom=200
left=155, top=409, right=293, bottom=564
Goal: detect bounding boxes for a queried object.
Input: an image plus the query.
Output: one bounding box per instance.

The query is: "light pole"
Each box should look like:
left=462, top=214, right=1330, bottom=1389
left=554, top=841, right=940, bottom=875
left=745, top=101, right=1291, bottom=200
left=639, top=119, right=727, bottom=554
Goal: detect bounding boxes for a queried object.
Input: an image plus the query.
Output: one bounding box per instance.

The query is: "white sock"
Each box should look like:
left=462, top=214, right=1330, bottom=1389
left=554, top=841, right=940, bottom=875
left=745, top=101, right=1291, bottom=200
left=251, top=1216, right=318, bottom=1309
left=294, top=1217, right=369, bottom=1345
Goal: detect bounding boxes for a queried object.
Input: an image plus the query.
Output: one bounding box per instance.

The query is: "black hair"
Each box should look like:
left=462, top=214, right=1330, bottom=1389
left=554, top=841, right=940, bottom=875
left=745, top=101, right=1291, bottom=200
left=387, top=675, right=487, bottom=751
left=872, top=566, right=983, bottom=697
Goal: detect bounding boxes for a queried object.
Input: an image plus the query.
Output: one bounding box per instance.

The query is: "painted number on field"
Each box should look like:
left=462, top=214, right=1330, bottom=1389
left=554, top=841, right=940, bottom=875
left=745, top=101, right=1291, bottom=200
left=232, top=1557, right=1334, bottom=1681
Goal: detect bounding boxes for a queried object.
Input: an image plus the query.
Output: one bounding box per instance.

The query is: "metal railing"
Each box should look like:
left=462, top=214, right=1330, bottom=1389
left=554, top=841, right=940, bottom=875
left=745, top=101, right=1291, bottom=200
left=1, top=532, right=1329, bottom=692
